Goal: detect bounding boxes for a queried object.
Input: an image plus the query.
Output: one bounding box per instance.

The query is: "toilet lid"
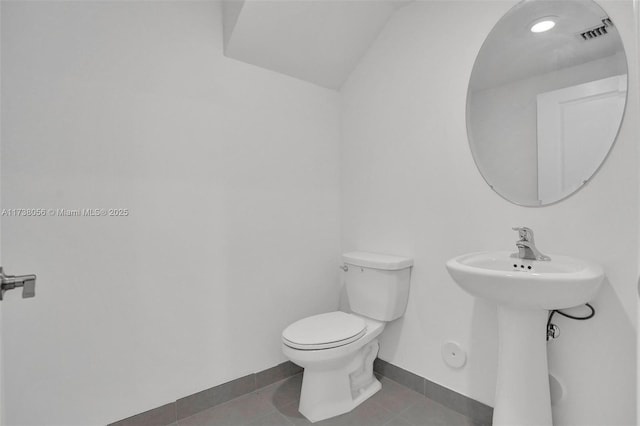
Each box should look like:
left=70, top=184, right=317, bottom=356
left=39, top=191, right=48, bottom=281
left=282, top=311, right=367, bottom=350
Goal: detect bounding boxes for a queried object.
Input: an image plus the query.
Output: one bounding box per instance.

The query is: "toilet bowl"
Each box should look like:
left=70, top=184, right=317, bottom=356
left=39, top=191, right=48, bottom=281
left=282, top=312, right=384, bottom=422
left=281, top=252, right=413, bottom=423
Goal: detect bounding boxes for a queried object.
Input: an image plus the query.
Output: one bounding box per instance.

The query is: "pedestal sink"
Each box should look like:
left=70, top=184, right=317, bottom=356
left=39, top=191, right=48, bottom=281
left=446, top=251, right=604, bottom=426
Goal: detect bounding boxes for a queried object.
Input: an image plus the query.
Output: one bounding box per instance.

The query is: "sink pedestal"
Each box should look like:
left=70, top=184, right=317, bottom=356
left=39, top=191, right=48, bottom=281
left=446, top=250, right=604, bottom=426
left=494, top=305, right=552, bottom=426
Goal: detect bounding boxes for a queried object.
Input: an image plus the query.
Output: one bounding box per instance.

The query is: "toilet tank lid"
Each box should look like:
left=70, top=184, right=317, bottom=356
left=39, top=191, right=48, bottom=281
left=342, top=251, right=413, bottom=270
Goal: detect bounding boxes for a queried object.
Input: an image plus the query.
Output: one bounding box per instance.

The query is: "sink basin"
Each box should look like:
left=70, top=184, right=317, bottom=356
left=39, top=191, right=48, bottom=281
left=446, top=251, right=604, bottom=310
left=446, top=250, right=605, bottom=426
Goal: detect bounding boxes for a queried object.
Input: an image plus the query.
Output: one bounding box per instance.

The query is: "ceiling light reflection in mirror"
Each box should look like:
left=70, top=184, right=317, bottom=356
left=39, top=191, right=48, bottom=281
left=466, top=0, right=628, bottom=206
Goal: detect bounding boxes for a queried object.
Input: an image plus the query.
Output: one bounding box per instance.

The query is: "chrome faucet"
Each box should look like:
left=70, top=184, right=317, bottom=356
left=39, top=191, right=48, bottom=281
left=511, top=227, right=551, bottom=261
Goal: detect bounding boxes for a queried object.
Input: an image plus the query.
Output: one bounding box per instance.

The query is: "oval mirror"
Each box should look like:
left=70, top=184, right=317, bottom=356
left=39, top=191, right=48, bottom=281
left=467, top=0, right=628, bottom=206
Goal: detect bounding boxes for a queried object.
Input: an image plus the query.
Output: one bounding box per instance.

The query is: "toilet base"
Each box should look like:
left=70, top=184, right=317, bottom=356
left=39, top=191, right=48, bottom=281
left=298, top=340, right=380, bottom=423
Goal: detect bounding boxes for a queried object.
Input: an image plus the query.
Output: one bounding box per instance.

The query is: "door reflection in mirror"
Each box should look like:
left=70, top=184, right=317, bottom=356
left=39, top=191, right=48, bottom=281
left=466, top=0, right=628, bottom=206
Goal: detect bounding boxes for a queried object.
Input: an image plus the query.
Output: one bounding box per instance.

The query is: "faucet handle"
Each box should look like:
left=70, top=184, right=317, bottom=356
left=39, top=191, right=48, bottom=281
left=22, top=278, right=36, bottom=299
left=512, top=226, right=535, bottom=242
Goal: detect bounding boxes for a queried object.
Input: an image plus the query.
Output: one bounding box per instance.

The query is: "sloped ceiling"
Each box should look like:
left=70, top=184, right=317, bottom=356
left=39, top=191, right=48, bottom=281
left=222, top=0, right=410, bottom=90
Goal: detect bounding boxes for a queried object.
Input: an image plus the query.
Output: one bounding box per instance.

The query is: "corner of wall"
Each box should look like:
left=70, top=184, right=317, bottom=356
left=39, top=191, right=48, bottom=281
left=221, top=0, right=244, bottom=51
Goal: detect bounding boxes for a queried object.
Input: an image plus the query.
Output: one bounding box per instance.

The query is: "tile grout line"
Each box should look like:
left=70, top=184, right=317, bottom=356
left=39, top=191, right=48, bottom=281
left=373, top=359, right=493, bottom=425
left=109, top=361, right=302, bottom=426
left=393, top=399, right=421, bottom=425
left=177, top=372, right=302, bottom=426
left=112, top=359, right=491, bottom=426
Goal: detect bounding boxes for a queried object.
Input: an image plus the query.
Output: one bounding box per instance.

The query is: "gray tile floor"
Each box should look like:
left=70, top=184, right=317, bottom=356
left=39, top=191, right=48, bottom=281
left=174, top=374, right=479, bottom=426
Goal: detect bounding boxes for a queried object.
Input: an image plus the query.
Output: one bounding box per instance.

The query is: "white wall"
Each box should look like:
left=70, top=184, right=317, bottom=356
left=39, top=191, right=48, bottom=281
left=341, top=1, right=638, bottom=425
left=634, top=0, right=640, bottom=421
left=0, top=2, right=341, bottom=425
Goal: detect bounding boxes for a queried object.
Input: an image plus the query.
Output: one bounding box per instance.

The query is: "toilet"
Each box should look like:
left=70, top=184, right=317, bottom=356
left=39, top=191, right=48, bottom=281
left=281, top=251, right=413, bottom=423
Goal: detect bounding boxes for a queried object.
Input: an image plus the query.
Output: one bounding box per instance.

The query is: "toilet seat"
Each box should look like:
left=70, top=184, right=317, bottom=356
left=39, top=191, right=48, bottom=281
left=282, top=311, right=366, bottom=350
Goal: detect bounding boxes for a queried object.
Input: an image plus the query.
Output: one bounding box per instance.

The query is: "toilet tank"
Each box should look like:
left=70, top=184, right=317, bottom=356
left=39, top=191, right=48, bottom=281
left=342, top=251, right=413, bottom=321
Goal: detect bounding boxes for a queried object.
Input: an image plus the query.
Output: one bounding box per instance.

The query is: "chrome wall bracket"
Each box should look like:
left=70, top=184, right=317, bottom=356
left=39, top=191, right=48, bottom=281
left=0, top=267, right=36, bottom=300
